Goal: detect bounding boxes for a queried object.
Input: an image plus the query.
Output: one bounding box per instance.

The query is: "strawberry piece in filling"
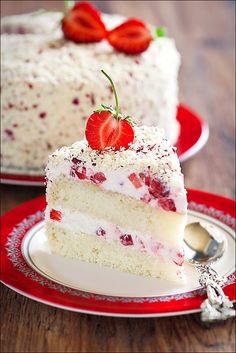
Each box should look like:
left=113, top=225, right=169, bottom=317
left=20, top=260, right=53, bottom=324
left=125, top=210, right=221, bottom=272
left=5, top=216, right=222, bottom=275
left=70, top=166, right=87, bottom=180
left=128, top=173, right=142, bottom=188
left=91, top=172, right=106, bottom=184
left=120, top=234, right=133, bottom=246
left=50, top=209, right=62, bottom=222
left=149, top=178, right=168, bottom=198
left=158, top=198, right=176, bottom=212
left=96, top=227, right=106, bottom=236
left=139, top=172, right=151, bottom=187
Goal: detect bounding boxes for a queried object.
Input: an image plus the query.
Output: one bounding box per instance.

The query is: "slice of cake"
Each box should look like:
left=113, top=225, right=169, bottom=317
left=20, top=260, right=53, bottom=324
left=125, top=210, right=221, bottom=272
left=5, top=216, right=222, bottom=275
left=45, top=70, right=187, bottom=282
left=1, top=2, right=180, bottom=174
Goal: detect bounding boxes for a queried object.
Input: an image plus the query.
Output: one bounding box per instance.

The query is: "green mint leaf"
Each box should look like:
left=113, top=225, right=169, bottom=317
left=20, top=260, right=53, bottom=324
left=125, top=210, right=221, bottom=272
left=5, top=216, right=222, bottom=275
left=156, top=27, right=168, bottom=38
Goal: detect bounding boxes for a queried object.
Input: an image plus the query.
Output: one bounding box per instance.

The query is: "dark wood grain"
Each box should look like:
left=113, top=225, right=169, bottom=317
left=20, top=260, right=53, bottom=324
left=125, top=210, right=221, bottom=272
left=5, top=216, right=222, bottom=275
left=1, top=1, right=235, bottom=352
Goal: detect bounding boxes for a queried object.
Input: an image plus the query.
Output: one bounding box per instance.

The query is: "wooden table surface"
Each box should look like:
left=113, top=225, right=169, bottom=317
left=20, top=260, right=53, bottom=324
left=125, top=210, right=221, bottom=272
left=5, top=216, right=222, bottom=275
left=1, top=1, right=235, bottom=352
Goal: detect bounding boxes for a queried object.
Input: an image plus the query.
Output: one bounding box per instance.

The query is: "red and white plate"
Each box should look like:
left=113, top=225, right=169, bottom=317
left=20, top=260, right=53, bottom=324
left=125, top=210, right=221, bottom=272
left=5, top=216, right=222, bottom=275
left=0, top=104, right=209, bottom=186
left=1, top=189, right=235, bottom=317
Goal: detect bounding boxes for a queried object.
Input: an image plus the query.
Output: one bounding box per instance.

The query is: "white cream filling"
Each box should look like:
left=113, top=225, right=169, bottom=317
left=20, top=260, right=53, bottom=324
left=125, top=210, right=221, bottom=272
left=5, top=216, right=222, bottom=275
left=46, top=161, right=187, bottom=214
left=45, top=207, right=184, bottom=266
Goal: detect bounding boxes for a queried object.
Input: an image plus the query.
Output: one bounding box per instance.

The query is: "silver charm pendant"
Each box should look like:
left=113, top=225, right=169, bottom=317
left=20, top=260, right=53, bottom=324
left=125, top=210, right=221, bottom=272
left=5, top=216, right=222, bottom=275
left=196, top=264, right=235, bottom=321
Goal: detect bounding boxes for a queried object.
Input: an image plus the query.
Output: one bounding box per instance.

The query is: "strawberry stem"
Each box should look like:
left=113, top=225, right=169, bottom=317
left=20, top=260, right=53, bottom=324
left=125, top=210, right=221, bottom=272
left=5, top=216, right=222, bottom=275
left=101, top=70, right=119, bottom=118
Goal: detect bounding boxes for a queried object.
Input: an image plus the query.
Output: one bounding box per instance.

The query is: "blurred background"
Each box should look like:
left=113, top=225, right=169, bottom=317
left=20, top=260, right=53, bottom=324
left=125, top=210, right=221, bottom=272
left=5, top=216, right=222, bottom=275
left=1, top=0, right=235, bottom=200
left=1, top=2, right=235, bottom=353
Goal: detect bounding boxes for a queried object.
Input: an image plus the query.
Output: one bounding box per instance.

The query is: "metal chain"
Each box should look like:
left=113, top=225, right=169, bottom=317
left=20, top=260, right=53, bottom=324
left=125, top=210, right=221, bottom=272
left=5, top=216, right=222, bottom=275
left=196, top=264, right=235, bottom=321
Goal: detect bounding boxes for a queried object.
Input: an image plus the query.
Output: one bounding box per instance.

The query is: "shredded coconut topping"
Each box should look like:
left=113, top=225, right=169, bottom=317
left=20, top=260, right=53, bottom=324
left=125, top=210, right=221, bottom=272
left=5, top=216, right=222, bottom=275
left=48, top=126, right=183, bottom=183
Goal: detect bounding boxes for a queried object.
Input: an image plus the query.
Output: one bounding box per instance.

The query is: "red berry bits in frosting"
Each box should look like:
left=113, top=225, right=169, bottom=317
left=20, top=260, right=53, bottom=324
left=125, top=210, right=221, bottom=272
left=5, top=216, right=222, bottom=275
left=107, top=19, right=152, bottom=55
left=85, top=70, right=134, bottom=151
left=62, top=1, right=107, bottom=43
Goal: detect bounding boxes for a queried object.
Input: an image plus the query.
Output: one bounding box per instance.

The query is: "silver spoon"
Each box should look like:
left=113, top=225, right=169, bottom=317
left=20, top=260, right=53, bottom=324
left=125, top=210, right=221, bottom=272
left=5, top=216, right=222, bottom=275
left=184, top=221, right=235, bottom=322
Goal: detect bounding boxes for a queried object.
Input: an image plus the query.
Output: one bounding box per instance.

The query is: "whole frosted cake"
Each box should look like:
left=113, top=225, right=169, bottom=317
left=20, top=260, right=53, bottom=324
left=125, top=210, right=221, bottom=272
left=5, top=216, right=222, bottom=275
left=1, top=5, right=181, bottom=174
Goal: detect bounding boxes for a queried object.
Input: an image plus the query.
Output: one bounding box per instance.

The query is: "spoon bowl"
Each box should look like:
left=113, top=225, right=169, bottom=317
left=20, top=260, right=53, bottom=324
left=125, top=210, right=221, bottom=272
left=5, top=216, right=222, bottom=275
left=184, top=221, right=226, bottom=265
left=183, top=220, right=234, bottom=322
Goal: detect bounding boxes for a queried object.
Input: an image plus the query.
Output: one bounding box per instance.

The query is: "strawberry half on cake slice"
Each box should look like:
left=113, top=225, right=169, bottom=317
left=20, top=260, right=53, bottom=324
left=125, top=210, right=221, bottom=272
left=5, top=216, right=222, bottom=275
left=45, top=70, right=187, bottom=282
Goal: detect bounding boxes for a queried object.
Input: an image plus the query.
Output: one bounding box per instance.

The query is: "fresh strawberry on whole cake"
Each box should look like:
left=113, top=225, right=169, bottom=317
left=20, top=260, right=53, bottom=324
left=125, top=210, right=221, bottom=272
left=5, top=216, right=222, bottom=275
left=45, top=70, right=187, bottom=282
left=1, top=1, right=181, bottom=174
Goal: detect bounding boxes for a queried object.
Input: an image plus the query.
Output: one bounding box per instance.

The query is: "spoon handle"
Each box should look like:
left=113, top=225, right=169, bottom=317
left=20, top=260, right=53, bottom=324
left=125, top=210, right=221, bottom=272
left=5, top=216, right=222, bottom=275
left=196, top=264, right=235, bottom=321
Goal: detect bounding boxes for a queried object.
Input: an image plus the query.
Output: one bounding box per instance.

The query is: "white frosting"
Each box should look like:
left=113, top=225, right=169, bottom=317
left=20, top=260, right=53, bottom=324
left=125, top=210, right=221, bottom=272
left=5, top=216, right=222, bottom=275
left=1, top=11, right=63, bottom=35
left=45, top=206, right=184, bottom=266
left=1, top=11, right=180, bottom=172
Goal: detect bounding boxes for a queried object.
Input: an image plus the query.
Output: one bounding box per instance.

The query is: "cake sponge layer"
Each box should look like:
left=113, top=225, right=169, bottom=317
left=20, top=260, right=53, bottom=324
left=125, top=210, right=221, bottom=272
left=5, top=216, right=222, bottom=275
left=47, top=177, right=187, bottom=247
left=47, top=223, right=185, bottom=282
